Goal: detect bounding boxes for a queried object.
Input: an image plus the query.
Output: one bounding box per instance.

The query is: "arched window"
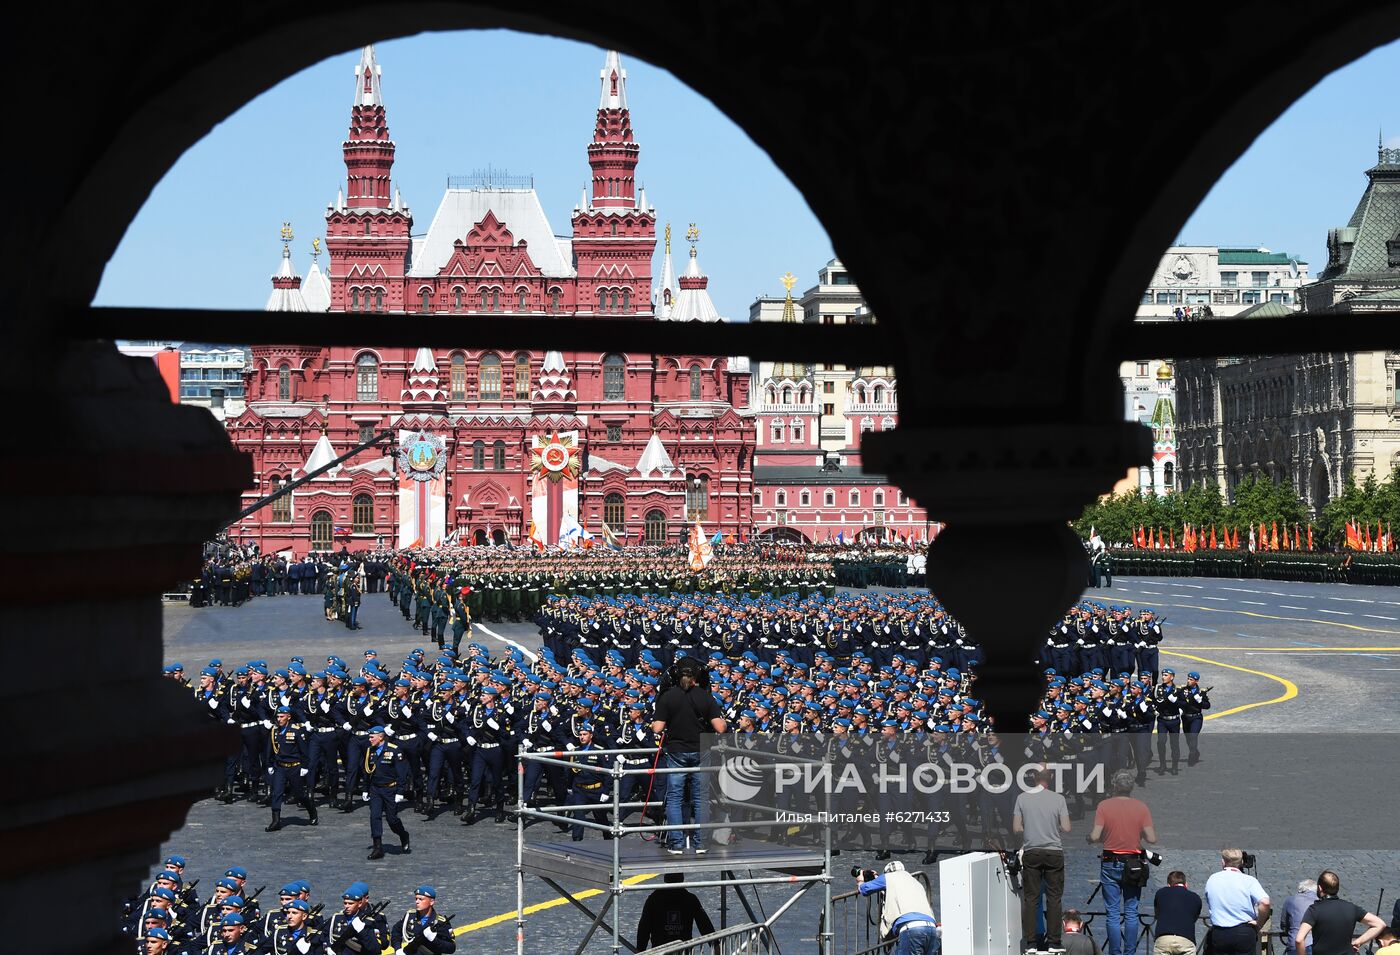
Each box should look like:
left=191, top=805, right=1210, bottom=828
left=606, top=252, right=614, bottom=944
left=850, top=489, right=861, bottom=506
left=473, top=528, right=488, bottom=545
left=604, top=493, right=625, bottom=533
left=277, top=363, right=291, bottom=401
left=611, top=289, right=621, bottom=312
left=772, top=419, right=784, bottom=442
left=690, top=365, right=702, bottom=401
left=874, top=490, right=885, bottom=507
left=356, top=353, right=378, bottom=400
left=873, top=385, right=885, bottom=404
left=492, top=440, right=506, bottom=470
left=1164, top=461, right=1175, bottom=490
left=310, top=510, right=333, bottom=550
left=621, top=288, right=631, bottom=312
left=373, top=288, right=384, bottom=311
left=776, top=490, right=787, bottom=506
left=610, top=220, right=618, bottom=237
left=514, top=352, right=531, bottom=399
left=270, top=476, right=291, bottom=522
left=480, top=288, right=489, bottom=311
left=419, top=288, right=432, bottom=312
left=793, top=420, right=804, bottom=443
left=782, top=387, right=792, bottom=405
left=550, top=287, right=561, bottom=312
left=856, top=385, right=867, bottom=403
left=881, top=416, right=895, bottom=431
left=800, top=490, right=811, bottom=507
left=450, top=353, right=466, bottom=400
left=644, top=509, right=667, bottom=545
left=348, top=288, right=359, bottom=311
left=517, top=288, right=528, bottom=311
left=471, top=440, right=485, bottom=470
left=686, top=475, right=710, bottom=521
left=603, top=354, right=626, bottom=400
left=479, top=354, right=501, bottom=400
left=453, top=287, right=464, bottom=311
left=352, top=493, right=374, bottom=533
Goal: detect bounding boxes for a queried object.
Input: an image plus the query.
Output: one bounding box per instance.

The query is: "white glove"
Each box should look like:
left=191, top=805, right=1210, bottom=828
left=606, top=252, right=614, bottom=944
left=385, top=726, right=396, bottom=737
left=486, top=718, right=500, bottom=731
left=267, top=767, right=275, bottom=776
left=208, top=697, right=220, bottom=710
left=520, top=740, right=532, bottom=751
left=300, top=768, right=309, bottom=777
left=401, top=705, right=412, bottom=718
left=342, top=722, right=352, bottom=731
left=320, top=702, right=331, bottom=713
left=350, top=916, right=366, bottom=933
left=394, top=794, right=405, bottom=803
left=445, top=712, right=456, bottom=723
left=262, top=720, right=273, bottom=729
left=295, top=938, right=312, bottom=954
left=427, top=732, right=438, bottom=742
left=241, top=697, right=252, bottom=709
left=363, top=791, right=370, bottom=801
left=422, top=927, right=437, bottom=942
left=599, top=792, right=610, bottom=803
left=565, top=742, right=577, bottom=751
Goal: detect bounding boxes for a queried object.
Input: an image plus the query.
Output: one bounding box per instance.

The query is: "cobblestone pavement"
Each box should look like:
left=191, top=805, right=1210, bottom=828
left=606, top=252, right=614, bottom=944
left=150, top=586, right=1400, bottom=953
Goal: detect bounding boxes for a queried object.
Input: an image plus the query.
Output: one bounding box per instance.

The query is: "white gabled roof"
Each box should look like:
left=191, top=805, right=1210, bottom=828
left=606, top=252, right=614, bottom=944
left=635, top=431, right=676, bottom=477
left=303, top=258, right=331, bottom=313
left=410, top=188, right=575, bottom=278
left=587, top=453, right=629, bottom=474
left=344, top=455, right=394, bottom=475
left=302, top=432, right=338, bottom=474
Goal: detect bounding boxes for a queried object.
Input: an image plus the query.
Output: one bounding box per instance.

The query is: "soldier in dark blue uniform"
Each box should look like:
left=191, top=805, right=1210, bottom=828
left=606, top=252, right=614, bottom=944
left=362, top=726, right=411, bottom=860
left=389, top=886, right=456, bottom=955
left=461, top=685, right=510, bottom=825
left=325, top=882, right=389, bottom=954
left=563, top=724, right=611, bottom=841
left=423, top=677, right=464, bottom=815
left=260, top=899, right=324, bottom=955
left=266, top=705, right=318, bottom=831
left=1180, top=671, right=1210, bottom=765
left=1151, top=668, right=1183, bottom=774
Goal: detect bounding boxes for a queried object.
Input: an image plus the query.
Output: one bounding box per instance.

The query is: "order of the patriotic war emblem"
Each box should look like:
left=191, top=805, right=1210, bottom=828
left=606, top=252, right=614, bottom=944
left=397, top=431, right=446, bottom=482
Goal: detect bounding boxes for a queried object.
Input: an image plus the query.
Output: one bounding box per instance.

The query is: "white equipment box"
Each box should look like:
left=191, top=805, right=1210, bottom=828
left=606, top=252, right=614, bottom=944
left=939, top=851, right=1022, bottom=955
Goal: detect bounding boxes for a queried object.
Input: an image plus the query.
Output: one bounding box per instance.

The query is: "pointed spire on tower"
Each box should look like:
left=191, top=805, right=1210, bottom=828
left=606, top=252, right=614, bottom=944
left=534, top=351, right=577, bottom=403
left=599, top=50, right=628, bottom=109
left=654, top=221, right=677, bottom=318
left=267, top=223, right=308, bottom=312
left=354, top=45, right=383, bottom=107
left=579, top=186, right=590, bottom=211
left=668, top=225, right=723, bottom=322
left=303, top=429, right=338, bottom=474
left=400, top=347, right=446, bottom=410
left=773, top=271, right=807, bottom=380
left=303, top=237, right=331, bottom=312
left=637, top=185, right=647, bottom=211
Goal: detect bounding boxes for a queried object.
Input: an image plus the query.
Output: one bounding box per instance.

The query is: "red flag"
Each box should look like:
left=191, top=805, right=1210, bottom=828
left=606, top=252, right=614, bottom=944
left=1137, top=525, right=1145, bottom=549
left=1259, top=523, right=1267, bottom=551
left=1147, top=527, right=1154, bottom=549
left=1345, top=520, right=1357, bottom=551
left=1169, top=527, right=1175, bottom=550
left=1307, top=524, right=1314, bottom=551
left=1364, top=523, right=1372, bottom=551
left=1281, top=526, right=1289, bottom=550
left=1209, top=526, right=1218, bottom=550
left=1270, top=521, right=1278, bottom=551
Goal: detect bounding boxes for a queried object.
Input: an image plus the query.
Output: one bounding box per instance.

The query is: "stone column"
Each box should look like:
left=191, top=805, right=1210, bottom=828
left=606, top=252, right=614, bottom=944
left=864, top=421, right=1149, bottom=730
left=0, top=341, right=250, bottom=952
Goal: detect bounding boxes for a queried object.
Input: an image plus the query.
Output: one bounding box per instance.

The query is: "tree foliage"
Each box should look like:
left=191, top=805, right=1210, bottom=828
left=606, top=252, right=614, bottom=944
left=1073, top=474, right=1313, bottom=545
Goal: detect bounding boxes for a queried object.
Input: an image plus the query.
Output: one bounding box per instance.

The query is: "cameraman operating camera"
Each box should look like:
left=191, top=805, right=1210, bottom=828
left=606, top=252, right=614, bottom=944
left=856, top=861, right=939, bottom=955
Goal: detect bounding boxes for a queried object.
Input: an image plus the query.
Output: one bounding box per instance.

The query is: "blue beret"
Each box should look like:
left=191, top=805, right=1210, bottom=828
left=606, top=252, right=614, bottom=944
left=221, top=914, right=245, bottom=927
left=481, top=686, right=499, bottom=696
left=1035, top=710, right=1052, bottom=720
left=579, top=722, right=595, bottom=732
left=200, top=667, right=220, bottom=678
left=1187, top=671, right=1201, bottom=680
left=286, top=899, right=311, bottom=913
left=274, top=668, right=290, bottom=679
left=208, top=659, right=223, bottom=668
left=216, top=878, right=240, bottom=891
left=288, top=662, right=306, bottom=675
left=351, top=676, right=368, bottom=687
left=415, top=885, right=437, bottom=898
left=364, top=649, right=378, bottom=657
left=223, top=896, right=244, bottom=908
left=144, top=908, right=172, bottom=923
left=163, top=663, right=177, bottom=673
left=1162, top=667, right=1175, bottom=675
left=395, top=679, right=412, bottom=688
left=275, top=705, right=291, bottom=714
left=834, top=717, right=852, bottom=727
left=368, top=725, right=386, bottom=734
left=280, top=883, right=300, bottom=896
left=164, top=855, right=186, bottom=868
left=152, top=887, right=177, bottom=901
left=224, top=867, right=247, bottom=880
left=343, top=881, right=370, bottom=901
left=146, top=927, right=171, bottom=940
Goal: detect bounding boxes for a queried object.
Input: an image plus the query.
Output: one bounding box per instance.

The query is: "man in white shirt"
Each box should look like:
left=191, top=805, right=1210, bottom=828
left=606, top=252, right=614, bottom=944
left=1203, top=849, right=1270, bottom=955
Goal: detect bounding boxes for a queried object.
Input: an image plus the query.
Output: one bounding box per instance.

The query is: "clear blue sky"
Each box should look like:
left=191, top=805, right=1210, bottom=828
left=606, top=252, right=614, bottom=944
left=97, top=32, right=1400, bottom=315
left=1177, top=36, right=1400, bottom=268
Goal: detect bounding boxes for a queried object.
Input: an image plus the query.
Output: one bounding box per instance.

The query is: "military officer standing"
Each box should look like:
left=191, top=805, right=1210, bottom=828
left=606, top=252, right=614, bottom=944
left=266, top=706, right=318, bottom=831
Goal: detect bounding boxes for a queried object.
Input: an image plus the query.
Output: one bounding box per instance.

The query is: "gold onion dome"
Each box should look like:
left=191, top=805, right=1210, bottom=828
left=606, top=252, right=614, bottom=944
left=1156, top=361, right=1174, bottom=380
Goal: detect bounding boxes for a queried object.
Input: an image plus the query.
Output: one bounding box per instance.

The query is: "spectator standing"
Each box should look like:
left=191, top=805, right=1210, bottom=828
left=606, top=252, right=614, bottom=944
left=1373, top=927, right=1398, bottom=955
left=650, top=657, right=726, bottom=855
left=1150, top=871, right=1201, bottom=955
left=635, top=873, right=714, bottom=951
left=1086, top=770, right=1156, bottom=955
left=1280, top=879, right=1318, bottom=955
left=1012, top=768, right=1072, bottom=952
left=1061, top=910, right=1099, bottom=955
left=1294, top=870, right=1386, bottom=955
left=1202, top=849, right=1271, bottom=955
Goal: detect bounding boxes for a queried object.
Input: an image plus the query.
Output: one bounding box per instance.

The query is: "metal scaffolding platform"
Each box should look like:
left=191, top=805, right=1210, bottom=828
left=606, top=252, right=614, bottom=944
left=514, top=744, right=834, bottom=955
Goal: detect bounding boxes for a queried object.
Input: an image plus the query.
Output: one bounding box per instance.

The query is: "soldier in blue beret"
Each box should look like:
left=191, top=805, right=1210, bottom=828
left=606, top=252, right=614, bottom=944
left=266, top=705, right=318, bottom=831
left=390, top=886, right=456, bottom=955
left=363, top=726, right=411, bottom=859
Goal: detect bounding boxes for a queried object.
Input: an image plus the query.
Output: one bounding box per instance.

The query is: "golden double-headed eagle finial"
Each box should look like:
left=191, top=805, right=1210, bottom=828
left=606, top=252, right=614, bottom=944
left=686, top=223, right=700, bottom=248
left=664, top=223, right=671, bottom=255
left=280, top=222, right=294, bottom=243
left=781, top=272, right=797, bottom=293
left=311, top=237, right=322, bottom=256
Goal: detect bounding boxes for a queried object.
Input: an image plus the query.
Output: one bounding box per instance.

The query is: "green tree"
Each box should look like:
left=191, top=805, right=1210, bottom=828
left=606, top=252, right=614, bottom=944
left=1225, top=473, right=1307, bottom=535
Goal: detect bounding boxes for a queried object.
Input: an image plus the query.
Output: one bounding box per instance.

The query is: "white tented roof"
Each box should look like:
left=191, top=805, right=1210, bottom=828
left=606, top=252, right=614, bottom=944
left=265, top=247, right=309, bottom=312
left=410, top=188, right=575, bottom=278
left=303, top=258, right=332, bottom=313
left=635, top=431, right=677, bottom=477
left=302, top=432, right=337, bottom=474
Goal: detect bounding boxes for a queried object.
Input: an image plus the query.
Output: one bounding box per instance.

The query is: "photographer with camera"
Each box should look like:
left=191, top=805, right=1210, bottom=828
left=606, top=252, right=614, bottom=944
left=856, top=861, right=940, bottom=955
left=1202, top=849, right=1270, bottom=955
left=1086, top=770, right=1157, bottom=955
left=1150, top=871, right=1200, bottom=955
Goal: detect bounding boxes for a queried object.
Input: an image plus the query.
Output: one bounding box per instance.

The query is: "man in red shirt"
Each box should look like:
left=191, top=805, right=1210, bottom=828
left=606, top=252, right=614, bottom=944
left=1087, top=770, right=1156, bottom=955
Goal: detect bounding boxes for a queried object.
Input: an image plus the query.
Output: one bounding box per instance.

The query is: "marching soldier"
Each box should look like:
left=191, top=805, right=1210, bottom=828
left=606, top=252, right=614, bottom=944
left=258, top=899, right=323, bottom=955
left=389, top=887, right=456, bottom=955
left=325, top=883, right=389, bottom=955
left=1151, top=668, right=1184, bottom=775
left=1180, top=670, right=1210, bottom=765
left=363, top=726, right=411, bottom=860
left=266, top=706, right=318, bottom=831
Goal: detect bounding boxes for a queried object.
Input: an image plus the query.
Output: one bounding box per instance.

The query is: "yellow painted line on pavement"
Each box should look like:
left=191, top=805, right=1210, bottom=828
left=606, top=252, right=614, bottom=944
left=452, top=872, right=658, bottom=937
left=1159, top=650, right=1298, bottom=720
